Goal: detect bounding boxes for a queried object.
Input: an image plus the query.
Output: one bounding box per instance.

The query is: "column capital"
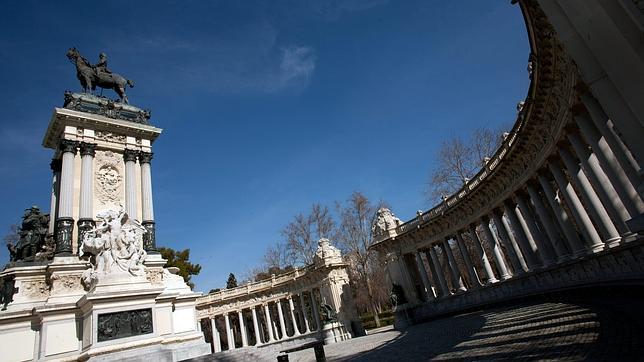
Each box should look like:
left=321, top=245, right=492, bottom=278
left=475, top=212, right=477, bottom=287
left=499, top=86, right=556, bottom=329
left=139, top=151, right=154, bottom=164
left=50, top=158, right=62, bottom=172
left=59, top=139, right=78, bottom=154
left=79, top=142, right=97, bottom=157
left=123, top=148, right=139, bottom=162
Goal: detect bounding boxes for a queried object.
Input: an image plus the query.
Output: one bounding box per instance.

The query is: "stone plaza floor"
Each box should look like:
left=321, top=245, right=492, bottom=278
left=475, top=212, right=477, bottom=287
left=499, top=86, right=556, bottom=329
left=288, top=289, right=644, bottom=361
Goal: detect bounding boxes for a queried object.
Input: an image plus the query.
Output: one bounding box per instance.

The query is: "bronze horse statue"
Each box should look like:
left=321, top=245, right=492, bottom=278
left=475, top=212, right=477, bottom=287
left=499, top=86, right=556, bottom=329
left=66, top=47, right=134, bottom=104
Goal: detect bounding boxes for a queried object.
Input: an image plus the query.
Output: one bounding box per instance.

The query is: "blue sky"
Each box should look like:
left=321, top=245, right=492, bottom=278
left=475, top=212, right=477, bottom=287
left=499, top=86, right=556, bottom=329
left=0, top=1, right=529, bottom=292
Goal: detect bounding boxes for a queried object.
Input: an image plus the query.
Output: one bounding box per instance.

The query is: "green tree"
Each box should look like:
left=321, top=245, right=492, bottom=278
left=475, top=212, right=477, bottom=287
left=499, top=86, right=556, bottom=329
left=158, top=247, right=201, bottom=290
left=226, top=273, right=238, bottom=289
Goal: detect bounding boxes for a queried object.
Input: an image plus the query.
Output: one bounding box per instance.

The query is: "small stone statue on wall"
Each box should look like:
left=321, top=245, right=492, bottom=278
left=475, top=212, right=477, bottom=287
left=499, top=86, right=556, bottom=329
left=371, top=208, right=402, bottom=236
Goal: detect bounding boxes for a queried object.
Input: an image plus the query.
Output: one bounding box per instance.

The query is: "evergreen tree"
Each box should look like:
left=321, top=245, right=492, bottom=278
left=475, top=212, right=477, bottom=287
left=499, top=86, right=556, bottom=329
left=226, top=273, right=238, bottom=289
left=158, top=247, right=201, bottom=290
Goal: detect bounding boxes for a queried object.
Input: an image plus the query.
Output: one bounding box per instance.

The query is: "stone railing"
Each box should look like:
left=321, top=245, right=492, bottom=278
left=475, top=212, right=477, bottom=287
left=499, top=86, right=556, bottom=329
left=370, top=0, right=644, bottom=329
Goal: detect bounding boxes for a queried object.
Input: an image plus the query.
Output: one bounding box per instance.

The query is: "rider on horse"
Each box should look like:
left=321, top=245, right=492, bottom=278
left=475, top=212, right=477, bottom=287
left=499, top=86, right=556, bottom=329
left=94, top=53, right=112, bottom=79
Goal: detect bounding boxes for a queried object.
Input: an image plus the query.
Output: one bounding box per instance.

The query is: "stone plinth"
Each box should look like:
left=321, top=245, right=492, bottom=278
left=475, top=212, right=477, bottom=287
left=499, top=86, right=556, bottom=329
left=321, top=322, right=351, bottom=345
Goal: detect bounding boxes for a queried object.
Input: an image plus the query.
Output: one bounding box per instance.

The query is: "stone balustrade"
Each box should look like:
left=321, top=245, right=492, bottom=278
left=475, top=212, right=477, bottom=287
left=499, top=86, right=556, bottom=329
left=370, top=0, right=644, bottom=329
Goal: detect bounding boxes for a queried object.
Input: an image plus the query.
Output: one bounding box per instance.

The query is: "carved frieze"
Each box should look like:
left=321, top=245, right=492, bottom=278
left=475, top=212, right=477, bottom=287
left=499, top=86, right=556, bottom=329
left=20, top=279, right=49, bottom=298
left=50, top=274, right=83, bottom=294
left=95, top=131, right=126, bottom=144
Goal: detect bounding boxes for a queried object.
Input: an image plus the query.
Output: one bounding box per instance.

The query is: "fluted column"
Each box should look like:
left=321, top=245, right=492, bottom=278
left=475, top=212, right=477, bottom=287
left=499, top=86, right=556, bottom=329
left=123, top=149, right=139, bottom=221
left=468, top=225, right=498, bottom=284
left=480, top=218, right=511, bottom=280
left=211, top=317, right=222, bottom=352
left=504, top=201, right=539, bottom=270
left=455, top=232, right=482, bottom=287
left=537, top=173, right=586, bottom=256
left=310, top=290, right=321, bottom=331
left=575, top=113, right=644, bottom=216
left=299, top=293, right=311, bottom=333
left=442, top=239, right=466, bottom=291
left=526, top=183, right=569, bottom=261
left=560, top=145, right=622, bottom=247
left=251, top=307, right=262, bottom=345
left=287, top=296, right=301, bottom=336
left=427, top=246, right=450, bottom=296
left=224, top=313, right=235, bottom=350
left=415, top=251, right=435, bottom=300
left=139, top=151, right=158, bottom=253
left=238, top=310, right=248, bottom=347
left=568, top=131, right=632, bottom=236
left=48, top=159, right=62, bottom=234
left=548, top=161, right=604, bottom=252
left=263, top=303, right=275, bottom=342
left=491, top=209, right=528, bottom=274
left=77, top=142, right=96, bottom=248
left=55, top=139, right=77, bottom=255
left=277, top=299, right=287, bottom=339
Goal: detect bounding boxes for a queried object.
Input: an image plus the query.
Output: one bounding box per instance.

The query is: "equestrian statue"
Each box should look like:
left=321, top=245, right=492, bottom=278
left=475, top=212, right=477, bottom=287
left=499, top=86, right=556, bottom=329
left=66, top=47, right=135, bottom=104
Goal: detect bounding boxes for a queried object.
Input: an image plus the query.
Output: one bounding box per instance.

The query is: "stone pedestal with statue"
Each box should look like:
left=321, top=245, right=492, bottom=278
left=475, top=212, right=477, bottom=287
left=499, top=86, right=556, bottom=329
left=0, top=51, right=210, bottom=361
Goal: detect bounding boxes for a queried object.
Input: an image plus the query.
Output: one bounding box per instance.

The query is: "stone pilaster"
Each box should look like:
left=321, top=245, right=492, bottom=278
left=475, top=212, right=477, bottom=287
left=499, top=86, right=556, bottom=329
left=238, top=310, right=248, bottom=347
left=252, top=307, right=262, bottom=345
left=442, top=239, right=467, bottom=291
left=55, top=139, right=77, bottom=255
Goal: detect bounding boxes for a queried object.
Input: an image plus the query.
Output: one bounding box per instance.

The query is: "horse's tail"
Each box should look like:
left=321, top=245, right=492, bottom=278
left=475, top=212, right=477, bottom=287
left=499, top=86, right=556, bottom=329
left=127, top=79, right=135, bottom=88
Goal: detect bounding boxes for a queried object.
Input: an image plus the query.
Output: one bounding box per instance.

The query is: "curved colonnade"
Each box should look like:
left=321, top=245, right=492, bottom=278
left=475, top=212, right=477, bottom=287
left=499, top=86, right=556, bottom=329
left=195, top=241, right=357, bottom=353
left=371, top=0, right=644, bottom=326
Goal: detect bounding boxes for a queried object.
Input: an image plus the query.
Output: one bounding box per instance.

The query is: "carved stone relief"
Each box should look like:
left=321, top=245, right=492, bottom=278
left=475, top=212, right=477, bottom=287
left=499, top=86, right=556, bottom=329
left=95, top=150, right=124, bottom=208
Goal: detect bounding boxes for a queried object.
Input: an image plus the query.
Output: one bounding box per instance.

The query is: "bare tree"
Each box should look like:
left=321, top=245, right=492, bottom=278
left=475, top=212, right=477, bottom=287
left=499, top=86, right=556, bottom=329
left=336, top=192, right=388, bottom=327
left=281, top=203, right=336, bottom=266
left=426, top=126, right=508, bottom=204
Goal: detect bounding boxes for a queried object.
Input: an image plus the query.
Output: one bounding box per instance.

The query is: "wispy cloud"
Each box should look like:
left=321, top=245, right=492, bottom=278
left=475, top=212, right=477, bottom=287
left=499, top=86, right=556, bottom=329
left=103, top=20, right=317, bottom=95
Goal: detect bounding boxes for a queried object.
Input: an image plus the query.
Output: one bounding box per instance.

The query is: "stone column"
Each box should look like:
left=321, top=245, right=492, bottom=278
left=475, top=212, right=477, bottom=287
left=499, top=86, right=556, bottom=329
left=537, top=173, right=586, bottom=256
left=310, top=289, right=321, bottom=331
left=287, top=296, right=301, bottom=336
left=299, top=293, right=311, bottom=333
left=568, top=131, right=632, bottom=236
left=251, top=307, right=262, bottom=345
left=427, top=246, right=450, bottom=296
left=276, top=299, right=287, bottom=339
left=77, top=142, right=96, bottom=248
left=224, top=313, right=235, bottom=350
left=559, top=145, right=622, bottom=247
left=575, top=113, right=644, bottom=216
left=263, top=303, right=275, bottom=342
left=442, top=239, right=466, bottom=291
left=516, top=194, right=556, bottom=267
left=237, top=310, right=248, bottom=347
left=138, top=152, right=158, bottom=253
left=468, top=225, right=498, bottom=284
left=455, top=232, right=482, bottom=287
left=480, top=218, right=511, bottom=280
left=55, top=139, right=77, bottom=255
left=548, top=161, right=604, bottom=252
left=123, top=149, right=139, bottom=220
left=415, top=251, right=435, bottom=300
left=48, top=159, right=62, bottom=234
left=211, top=317, right=222, bottom=352
left=504, top=201, right=539, bottom=270
left=580, top=95, right=641, bottom=186
left=526, top=183, right=570, bottom=261
left=491, top=209, right=528, bottom=274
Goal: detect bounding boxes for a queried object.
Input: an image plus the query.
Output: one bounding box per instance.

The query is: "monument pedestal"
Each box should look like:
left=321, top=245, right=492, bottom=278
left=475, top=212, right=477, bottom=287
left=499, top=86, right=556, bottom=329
left=321, top=322, right=351, bottom=345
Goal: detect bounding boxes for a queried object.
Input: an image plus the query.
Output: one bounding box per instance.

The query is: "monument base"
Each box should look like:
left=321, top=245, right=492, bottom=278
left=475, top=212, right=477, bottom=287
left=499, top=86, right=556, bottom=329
left=321, top=322, right=351, bottom=344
